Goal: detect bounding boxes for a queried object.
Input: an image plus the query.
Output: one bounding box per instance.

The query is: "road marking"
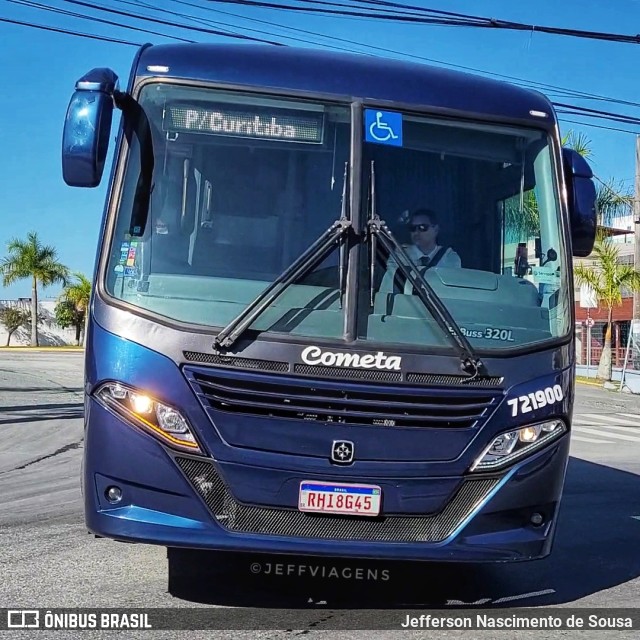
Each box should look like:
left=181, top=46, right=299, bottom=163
left=615, top=413, right=640, bottom=421
left=447, top=588, right=555, bottom=606
left=493, top=589, right=556, bottom=604
left=576, top=413, right=640, bottom=427
left=576, top=423, right=640, bottom=435
left=570, top=434, right=615, bottom=444
left=573, top=426, right=640, bottom=442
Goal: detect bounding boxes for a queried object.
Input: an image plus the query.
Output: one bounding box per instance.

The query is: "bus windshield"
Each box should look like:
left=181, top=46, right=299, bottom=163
left=362, top=112, right=569, bottom=351
left=104, top=83, right=569, bottom=352
left=106, top=84, right=351, bottom=341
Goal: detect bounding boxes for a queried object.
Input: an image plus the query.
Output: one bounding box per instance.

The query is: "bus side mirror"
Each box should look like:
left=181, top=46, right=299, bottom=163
left=62, top=68, right=119, bottom=187
left=562, top=147, right=597, bottom=257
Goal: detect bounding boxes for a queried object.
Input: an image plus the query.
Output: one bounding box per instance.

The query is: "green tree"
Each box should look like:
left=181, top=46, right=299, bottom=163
left=574, top=237, right=640, bottom=381
left=504, top=132, right=633, bottom=241
left=562, top=131, right=635, bottom=227
left=562, top=131, right=592, bottom=158
left=0, top=232, right=69, bottom=346
left=54, top=299, right=84, bottom=346
left=504, top=131, right=592, bottom=242
left=57, top=273, right=91, bottom=346
left=595, top=178, right=634, bottom=227
left=0, top=306, right=31, bottom=346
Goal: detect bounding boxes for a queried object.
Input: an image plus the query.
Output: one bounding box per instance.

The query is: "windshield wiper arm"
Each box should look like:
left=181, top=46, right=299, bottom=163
left=369, top=218, right=485, bottom=378
left=368, top=163, right=485, bottom=379
left=337, top=162, right=349, bottom=308
left=214, top=215, right=351, bottom=352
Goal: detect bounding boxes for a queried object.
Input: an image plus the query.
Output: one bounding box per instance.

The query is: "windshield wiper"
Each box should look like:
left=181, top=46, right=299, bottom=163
left=367, top=161, right=486, bottom=380
left=213, top=164, right=351, bottom=351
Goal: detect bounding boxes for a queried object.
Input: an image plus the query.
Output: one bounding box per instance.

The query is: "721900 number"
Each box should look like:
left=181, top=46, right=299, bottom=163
left=507, top=385, right=564, bottom=416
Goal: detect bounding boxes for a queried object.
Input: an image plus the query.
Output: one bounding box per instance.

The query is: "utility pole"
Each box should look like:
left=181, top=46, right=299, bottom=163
left=635, top=138, right=640, bottom=311
left=634, top=136, right=640, bottom=336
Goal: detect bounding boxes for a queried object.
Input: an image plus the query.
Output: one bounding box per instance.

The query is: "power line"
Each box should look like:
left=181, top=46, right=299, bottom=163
left=554, top=103, right=640, bottom=126
left=13, top=0, right=640, bottom=121
left=59, top=0, right=285, bottom=44
left=203, top=0, right=524, bottom=28
left=204, top=0, right=482, bottom=26
left=6, top=0, right=640, bottom=134
left=0, top=15, right=141, bottom=45
left=8, top=0, right=194, bottom=43
left=115, top=0, right=354, bottom=52
left=204, top=0, right=640, bottom=44
left=165, top=0, right=640, bottom=113
left=558, top=118, right=640, bottom=136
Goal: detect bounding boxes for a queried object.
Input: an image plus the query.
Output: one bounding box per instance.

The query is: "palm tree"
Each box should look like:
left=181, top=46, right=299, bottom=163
left=574, top=237, right=640, bottom=381
left=0, top=232, right=69, bottom=346
left=561, top=131, right=635, bottom=227
left=504, top=131, right=597, bottom=241
left=59, top=273, right=91, bottom=346
left=595, top=177, right=634, bottom=228
left=562, top=131, right=592, bottom=158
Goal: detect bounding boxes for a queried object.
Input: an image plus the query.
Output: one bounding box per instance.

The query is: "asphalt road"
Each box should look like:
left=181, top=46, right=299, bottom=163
left=1, top=351, right=640, bottom=638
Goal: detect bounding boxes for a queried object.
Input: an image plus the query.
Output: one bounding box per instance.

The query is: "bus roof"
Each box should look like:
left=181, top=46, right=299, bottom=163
left=136, top=44, right=556, bottom=127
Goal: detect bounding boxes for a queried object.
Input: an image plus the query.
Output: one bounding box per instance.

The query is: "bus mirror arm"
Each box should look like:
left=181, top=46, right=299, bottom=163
left=116, top=93, right=155, bottom=238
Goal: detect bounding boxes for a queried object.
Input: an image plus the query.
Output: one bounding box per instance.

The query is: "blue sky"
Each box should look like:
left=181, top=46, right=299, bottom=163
left=1, top=0, right=639, bottom=299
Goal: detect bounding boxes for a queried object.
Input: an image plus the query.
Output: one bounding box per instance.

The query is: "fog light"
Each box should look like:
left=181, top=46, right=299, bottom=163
left=530, top=512, right=544, bottom=526
left=106, top=486, right=122, bottom=503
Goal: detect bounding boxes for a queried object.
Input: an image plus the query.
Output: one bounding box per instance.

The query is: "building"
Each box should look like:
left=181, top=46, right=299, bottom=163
left=574, top=219, right=636, bottom=368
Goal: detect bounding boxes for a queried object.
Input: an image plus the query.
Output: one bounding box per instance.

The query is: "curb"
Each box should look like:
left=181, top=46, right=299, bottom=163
left=0, top=348, right=84, bottom=352
left=576, top=379, right=602, bottom=388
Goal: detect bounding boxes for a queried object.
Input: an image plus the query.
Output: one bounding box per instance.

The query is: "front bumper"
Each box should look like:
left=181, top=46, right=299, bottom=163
left=84, top=399, right=569, bottom=563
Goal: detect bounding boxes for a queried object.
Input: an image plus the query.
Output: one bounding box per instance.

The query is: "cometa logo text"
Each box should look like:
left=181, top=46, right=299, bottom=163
left=301, top=346, right=402, bottom=370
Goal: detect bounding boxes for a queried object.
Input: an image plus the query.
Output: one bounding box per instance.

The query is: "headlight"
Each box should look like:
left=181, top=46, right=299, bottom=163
left=470, top=419, right=566, bottom=472
left=94, top=382, right=202, bottom=454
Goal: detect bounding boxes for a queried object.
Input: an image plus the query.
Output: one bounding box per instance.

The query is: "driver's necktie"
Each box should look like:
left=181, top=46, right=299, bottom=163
left=411, top=256, right=431, bottom=295
left=418, top=255, right=431, bottom=275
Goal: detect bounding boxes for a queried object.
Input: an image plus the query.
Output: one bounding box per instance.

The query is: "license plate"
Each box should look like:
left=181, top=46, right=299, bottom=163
left=298, top=481, right=381, bottom=516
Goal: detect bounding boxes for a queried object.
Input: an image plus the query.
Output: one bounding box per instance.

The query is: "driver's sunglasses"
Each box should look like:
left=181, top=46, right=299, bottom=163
left=409, top=223, right=432, bottom=232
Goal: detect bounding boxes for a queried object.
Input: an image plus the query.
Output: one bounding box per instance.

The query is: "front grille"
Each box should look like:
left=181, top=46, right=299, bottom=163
left=183, top=351, right=289, bottom=372
left=176, top=457, right=500, bottom=543
left=294, top=364, right=401, bottom=382
left=184, top=352, right=504, bottom=387
left=184, top=366, right=502, bottom=428
left=407, top=373, right=503, bottom=387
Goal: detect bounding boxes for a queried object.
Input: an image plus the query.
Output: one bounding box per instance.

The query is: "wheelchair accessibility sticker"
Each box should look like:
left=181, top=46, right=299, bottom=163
left=365, top=109, right=403, bottom=147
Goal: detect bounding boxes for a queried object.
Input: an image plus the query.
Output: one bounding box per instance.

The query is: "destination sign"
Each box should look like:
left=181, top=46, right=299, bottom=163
left=164, top=103, right=324, bottom=143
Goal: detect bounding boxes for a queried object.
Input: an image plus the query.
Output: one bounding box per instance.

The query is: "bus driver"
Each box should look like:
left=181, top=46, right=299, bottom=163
left=380, top=208, right=461, bottom=293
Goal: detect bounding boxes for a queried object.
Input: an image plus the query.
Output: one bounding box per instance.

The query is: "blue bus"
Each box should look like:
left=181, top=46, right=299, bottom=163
left=62, top=44, right=596, bottom=588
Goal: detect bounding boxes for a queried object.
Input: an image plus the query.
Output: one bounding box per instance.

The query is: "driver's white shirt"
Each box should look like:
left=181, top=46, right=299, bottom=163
left=380, top=244, right=461, bottom=293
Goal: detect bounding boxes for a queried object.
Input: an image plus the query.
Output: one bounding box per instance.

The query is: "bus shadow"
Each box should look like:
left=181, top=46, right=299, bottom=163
left=0, top=402, right=84, bottom=425
left=170, top=457, right=640, bottom=608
